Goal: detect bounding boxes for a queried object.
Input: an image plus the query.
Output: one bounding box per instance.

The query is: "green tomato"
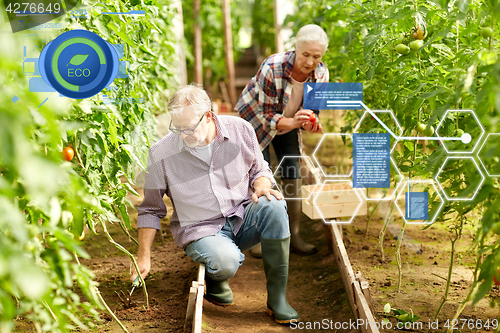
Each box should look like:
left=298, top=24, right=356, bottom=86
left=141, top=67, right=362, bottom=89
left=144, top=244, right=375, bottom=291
left=394, top=174, right=403, bottom=182
left=424, top=125, right=435, bottom=136
left=481, top=27, right=494, bottom=39
left=456, top=129, right=464, bottom=137
left=491, top=222, right=500, bottom=235
left=409, top=40, right=424, bottom=52
left=368, top=206, right=375, bottom=213
left=397, top=34, right=404, bottom=44
left=416, top=122, right=426, bottom=133
left=395, top=44, right=410, bottom=55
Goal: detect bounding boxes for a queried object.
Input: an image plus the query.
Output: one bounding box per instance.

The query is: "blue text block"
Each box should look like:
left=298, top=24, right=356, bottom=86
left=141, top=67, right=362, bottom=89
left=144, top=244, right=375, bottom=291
left=405, top=192, right=429, bottom=220
left=303, top=82, right=363, bottom=109
left=353, top=133, right=390, bottom=188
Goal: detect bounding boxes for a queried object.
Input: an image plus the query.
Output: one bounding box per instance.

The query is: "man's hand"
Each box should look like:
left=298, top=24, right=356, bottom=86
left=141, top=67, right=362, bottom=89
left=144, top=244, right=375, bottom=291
left=252, top=176, right=283, bottom=203
left=130, top=228, right=157, bottom=283
left=131, top=256, right=151, bottom=282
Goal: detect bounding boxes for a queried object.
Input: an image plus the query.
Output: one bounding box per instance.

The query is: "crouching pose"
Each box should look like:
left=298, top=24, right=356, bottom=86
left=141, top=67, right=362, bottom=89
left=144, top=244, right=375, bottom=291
left=131, top=85, right=299, bottom=324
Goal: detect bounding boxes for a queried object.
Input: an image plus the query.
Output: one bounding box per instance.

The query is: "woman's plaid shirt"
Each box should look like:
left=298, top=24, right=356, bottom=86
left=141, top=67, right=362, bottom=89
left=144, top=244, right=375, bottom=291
left=235, top=50, right=329, bottom=151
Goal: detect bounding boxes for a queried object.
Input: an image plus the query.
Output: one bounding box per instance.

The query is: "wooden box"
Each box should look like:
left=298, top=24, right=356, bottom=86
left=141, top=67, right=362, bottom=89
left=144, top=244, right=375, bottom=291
left=301, top=183, right=367, bottom=220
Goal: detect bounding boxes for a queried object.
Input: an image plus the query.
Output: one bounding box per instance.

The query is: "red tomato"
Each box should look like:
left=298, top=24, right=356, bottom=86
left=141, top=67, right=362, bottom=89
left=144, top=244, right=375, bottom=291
left=309, top=114, right=316, bottom=124
left=63, top=147, right=75, bottom=161
left=495, top=270, right=500, bottom=286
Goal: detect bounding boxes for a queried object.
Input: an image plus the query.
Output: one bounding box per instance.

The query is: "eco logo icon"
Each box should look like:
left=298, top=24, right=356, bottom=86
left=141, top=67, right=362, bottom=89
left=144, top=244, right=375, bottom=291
left=39, top=29, right=119, bottom=99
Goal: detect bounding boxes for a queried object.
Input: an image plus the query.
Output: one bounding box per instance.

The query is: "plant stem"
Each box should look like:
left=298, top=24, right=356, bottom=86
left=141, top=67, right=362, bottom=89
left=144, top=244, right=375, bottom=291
left=379, top=200, right=396, bottom=262
left=447, top=282, right=480, bottom=333
left=112, top=203, right=139, bottom=246
left=435, top=218, right=463, bottom=319
left=396, top=218, right=407, bottom=293
left=99, top=218, right=149, bottom=308
left=96, top=288, right=129, bottom=333
left=365, top=199, right=382, bottom=237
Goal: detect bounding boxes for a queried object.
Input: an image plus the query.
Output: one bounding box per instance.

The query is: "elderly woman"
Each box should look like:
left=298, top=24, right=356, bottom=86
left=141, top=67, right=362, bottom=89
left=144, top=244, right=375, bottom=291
left=236, top=24, right=329, bottom=257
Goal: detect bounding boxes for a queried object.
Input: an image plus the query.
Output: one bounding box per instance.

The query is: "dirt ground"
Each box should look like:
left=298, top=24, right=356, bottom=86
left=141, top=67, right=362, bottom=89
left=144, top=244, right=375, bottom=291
left=343, top=202, right=500, bottom=332
left=79, top=187, right=500, bottom=333
left=77, top=187, right=355, bottom=333
left=13, top=185, right=500, bottom=333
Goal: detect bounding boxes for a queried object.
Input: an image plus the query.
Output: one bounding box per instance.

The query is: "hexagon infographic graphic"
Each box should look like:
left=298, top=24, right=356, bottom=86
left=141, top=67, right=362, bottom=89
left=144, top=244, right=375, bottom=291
left=477, top=133, right=500, bottom=177
left=435, top=156, right=485, bottom=201
left=312, top=133, right=353, bottom=178
left=435, top=110, right=485, bottom=154
left=300, top=99, right=492, bottom=224
left=353, top=109, right=403, bottom=153
left=274, top=155, right=319, bottom=200
left=312, top=179, right=366, bottom=224
left=394, top=179, right=445, bottom=225
left=358, top=156, right=405, bottom=201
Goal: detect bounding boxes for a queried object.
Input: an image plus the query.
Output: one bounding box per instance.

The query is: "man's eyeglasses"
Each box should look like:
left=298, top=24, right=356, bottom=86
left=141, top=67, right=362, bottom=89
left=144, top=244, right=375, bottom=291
left=169, top=113, right=205, bottom=136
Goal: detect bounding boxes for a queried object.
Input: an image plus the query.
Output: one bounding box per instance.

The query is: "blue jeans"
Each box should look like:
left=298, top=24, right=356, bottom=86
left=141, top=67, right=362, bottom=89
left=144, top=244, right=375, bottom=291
left=185, top=196, right=290, bottom=281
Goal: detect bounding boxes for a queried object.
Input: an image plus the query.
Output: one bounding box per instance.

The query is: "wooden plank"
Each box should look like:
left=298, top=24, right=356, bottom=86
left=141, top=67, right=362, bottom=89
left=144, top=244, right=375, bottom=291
left=197, top=263, right=205, bottom=286
left=302, top=199, right=367, bottom=220
left=302, top=184, right=366, bottom=200
left=353, top=282, right=379, bottom=333
left=329, top=224, right=379, bottom=333
left=323, top=222, right=334, bottom=253
left=186, top=263, right=205, bottom=333
left=356, top=272, right=373, bottom=312
left=307, top=183, right=364, bottom=205
left=184, top=286, right=197, bottom=333
left=191, top=263, right=205, bottom=333
left=330, top=224, right=357, bottom=318
left=192, top=284, right=204, bottom=333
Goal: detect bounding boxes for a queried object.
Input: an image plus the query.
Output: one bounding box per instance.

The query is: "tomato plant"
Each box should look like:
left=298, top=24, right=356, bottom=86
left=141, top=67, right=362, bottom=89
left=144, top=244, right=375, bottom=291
left=288, top=0, right=500, bottom=320
left=0, top=0, right=180, bottom=330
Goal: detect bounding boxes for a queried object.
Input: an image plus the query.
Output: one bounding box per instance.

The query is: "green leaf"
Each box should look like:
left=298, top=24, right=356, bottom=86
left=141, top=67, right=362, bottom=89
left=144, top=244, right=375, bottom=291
left=392, top=309, right=406, bottom=315
left=67, top=54, right=89, bottom=66
left=418, top=87, right=443, bottom=99
left=456, top=0, right=470, bottom=13
left=118, top=203, right=131, bottom=230
left=14, top=264, right=48, bottom=299
left=123, top=182, right=140, bottom=197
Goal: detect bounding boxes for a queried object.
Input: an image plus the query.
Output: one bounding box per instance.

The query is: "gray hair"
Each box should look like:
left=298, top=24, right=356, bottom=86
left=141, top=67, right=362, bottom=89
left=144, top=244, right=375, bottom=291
left=167, top=84, right=211, bottom=117
left=295, top=24, right=328, bottom=54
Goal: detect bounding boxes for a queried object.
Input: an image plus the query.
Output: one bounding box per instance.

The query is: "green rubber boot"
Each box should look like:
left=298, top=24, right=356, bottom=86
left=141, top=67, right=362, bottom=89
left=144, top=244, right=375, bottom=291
left=261, top=236, right=300, bottom=324
left=204, top=276, right=234, bottom=307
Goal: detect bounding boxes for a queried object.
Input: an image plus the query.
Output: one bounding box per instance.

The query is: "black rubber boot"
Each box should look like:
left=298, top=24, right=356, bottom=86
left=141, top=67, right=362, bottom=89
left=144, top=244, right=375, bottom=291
left=282, top=178, right=317, bottom=255
left=204, top=276, right=234, bottom=307
left=261, top=236, right=299, bottom=324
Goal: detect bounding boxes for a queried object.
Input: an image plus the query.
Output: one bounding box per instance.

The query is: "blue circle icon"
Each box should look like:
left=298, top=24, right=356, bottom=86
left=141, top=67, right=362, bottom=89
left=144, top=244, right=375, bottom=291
left=39, top=30, right=119, bottom=99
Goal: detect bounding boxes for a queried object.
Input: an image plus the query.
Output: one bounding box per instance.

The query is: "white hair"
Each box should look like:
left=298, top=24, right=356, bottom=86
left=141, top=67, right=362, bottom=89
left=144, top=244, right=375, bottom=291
left=167, top=84, right=211, bottom=117
left=295, top=24, right=328, bottom=54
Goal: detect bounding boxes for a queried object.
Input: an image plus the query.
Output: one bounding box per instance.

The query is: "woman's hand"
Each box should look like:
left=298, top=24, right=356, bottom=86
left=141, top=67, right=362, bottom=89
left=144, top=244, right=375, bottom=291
left=301, top=111, right=323, bottom=133
left=292, top=109, right=314, bottom=129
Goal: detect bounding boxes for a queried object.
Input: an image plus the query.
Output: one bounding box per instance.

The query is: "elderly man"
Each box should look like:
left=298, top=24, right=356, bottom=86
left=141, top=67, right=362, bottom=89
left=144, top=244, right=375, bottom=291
left=131, top=85, right=299, bottom=324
